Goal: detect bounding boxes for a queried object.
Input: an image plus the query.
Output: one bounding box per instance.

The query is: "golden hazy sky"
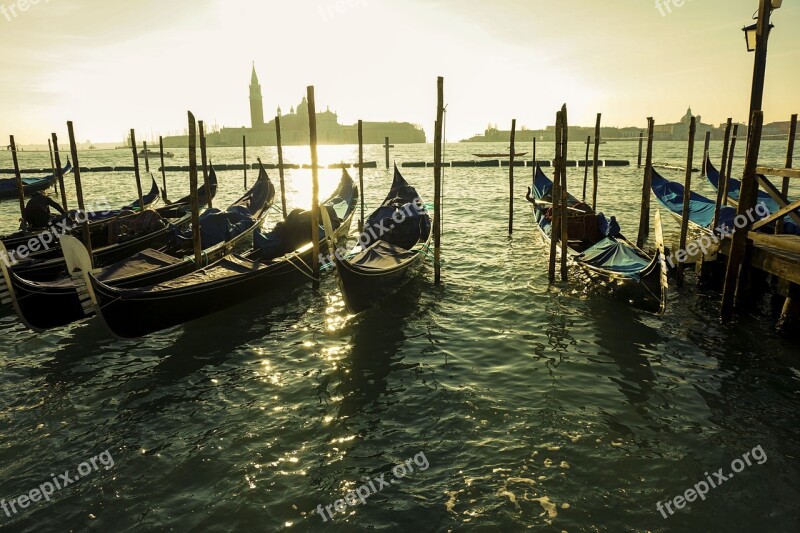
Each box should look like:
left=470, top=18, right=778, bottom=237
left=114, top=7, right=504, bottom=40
left=1, top=0, right=798, bottom=144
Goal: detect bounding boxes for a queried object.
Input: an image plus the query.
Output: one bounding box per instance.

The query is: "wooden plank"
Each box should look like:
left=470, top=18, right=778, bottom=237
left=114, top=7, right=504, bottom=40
left=636, top=117, right=655, bottom=249
left=751, top=196, right=800, bottom=231
left=756, top=166, right=800, bottom=179
left=755, top=174, right=800, bottom=226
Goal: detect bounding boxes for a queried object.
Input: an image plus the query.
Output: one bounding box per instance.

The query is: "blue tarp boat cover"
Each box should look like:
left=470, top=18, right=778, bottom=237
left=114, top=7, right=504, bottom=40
left=651, top=168, right=736, bottom=230
left=363, top=201, right=431, bottom=251
left=197, top=205, right=255, bottom=248
left=577, top=237, right=650, bottom=279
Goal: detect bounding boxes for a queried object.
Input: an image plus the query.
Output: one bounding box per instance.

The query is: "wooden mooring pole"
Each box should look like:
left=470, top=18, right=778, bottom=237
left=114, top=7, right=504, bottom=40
left=307, top=86, right=321, bottom=288
left=243, top=135, right=248, bottom=190
left=721, top=111, right=764, bottom=322
left=677, top=116, right=697, bottom=286
left=143, top=141, right=150, bottom=173
left=159, top=136, right=168, bottom=200
left=129, top=129, right=145, bottom=211
left=559, top=106, right=569, bottom=282
left=51, top=133, right=68, bottom=210
left=67, top=122, right=93, bottom=264
left=508, top=119, right=516, bottom=234
left=702, top=130, right=711, bottom=177
left=47, top=138, right=57, bottom=197
left=723, top=124, right=739, bottom=206
left=187, top=112, right=203, bottom=267
left=9, top=136, right=26, bottom=229
left=275, top=117, right=288, bottom=219
left=776, top=114, right=797, bottom=235
left=384, top=137, right=390, bottom=170
left=548, top=110, right=562, bottom=283
left=358, top=119, right=365, bottom=233
left=198, top=121, right=212, bottom=209
left=582, top=135, right=590, bottom=202
left=591, top=113, right=601, bottom=211
left=637, top=130, right=644, bottom=168
left=636, top=117, right=655, bottom=249
left=433, top=77, right=444, bottom=285
left=712, top=119, right=733, bottom=232
left=636, top=117, right=655, bottom=248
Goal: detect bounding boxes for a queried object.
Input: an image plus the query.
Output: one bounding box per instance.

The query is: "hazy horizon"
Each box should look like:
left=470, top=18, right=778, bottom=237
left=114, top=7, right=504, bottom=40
left=1, top=0, right=798, bottom=144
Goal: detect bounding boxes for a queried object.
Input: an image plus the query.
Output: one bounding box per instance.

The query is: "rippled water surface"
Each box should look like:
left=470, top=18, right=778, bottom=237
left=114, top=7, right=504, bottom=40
left=1, top=140, right=799, bottom=532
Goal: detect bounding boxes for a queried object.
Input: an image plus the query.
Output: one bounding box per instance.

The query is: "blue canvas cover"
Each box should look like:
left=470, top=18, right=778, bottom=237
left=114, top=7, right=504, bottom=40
left=651, top=168, right=736, bottom=230
left=197, top=205, right=255, bottom=248
left=577, top=237, right=650, bottom=279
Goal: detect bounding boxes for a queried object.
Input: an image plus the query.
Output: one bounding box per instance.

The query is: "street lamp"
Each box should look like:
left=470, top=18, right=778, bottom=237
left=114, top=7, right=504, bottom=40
left=742, top=22, right=773, bottom=52
left=742, top=0, right=781, bottom=52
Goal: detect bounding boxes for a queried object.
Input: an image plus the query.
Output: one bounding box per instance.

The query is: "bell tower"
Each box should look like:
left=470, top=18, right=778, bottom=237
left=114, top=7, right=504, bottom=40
left=249, top=63, right=264, bottom=128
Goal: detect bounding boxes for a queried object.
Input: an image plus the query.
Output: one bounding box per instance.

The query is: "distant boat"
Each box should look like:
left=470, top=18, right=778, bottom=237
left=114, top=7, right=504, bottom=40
left=473, top=152, right=527, bottom=158
left=139, top=148, right=174, bottom=159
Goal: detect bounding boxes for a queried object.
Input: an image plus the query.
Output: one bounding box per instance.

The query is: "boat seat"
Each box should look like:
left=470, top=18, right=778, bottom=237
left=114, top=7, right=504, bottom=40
left=95, top=248, right=183, bottom=282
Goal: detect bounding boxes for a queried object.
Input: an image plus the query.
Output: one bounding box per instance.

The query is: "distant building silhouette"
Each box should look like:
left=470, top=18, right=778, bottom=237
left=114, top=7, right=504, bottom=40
left=164, top=65, right=425, bottom=147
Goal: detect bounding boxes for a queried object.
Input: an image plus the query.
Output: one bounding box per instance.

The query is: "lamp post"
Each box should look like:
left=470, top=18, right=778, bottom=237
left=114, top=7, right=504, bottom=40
left=744, top=0, right=780, bottom=115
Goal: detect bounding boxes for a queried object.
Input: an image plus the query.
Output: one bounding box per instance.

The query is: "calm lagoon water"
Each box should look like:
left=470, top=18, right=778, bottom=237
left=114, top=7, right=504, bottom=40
left=0, top=140, right=798, bottom=532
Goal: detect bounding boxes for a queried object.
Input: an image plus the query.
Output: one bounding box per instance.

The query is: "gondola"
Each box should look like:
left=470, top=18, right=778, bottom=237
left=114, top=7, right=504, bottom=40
left=1, top=171, right=164, bottom=257
left=531, top=164, right=667, bottom=314
left=330, top=165, right=431, bottom=314
left=0, top=165, right=273, bottom=331
left=5, top=169, right=217, bottom=282
left=651, top=166, right=737, bottom=234
left=62, top=169, right=358, bottom=338
left=705, top=157, right=799, bottom=235
left=0, top=162, right=72, bottom=200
